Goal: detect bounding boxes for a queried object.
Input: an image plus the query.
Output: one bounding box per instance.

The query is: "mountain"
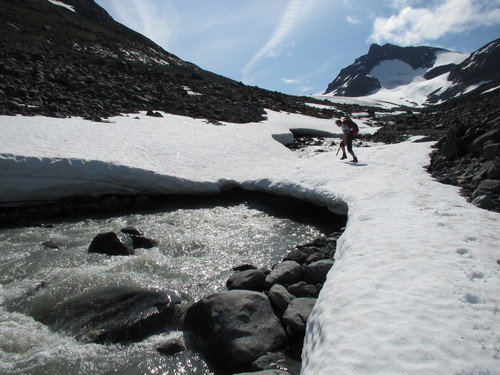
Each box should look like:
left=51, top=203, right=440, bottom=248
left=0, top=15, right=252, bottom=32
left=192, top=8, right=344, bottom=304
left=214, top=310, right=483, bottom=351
left=324, top=40, right=500, bottom=106
left=0, top=0, right=333, bottom=123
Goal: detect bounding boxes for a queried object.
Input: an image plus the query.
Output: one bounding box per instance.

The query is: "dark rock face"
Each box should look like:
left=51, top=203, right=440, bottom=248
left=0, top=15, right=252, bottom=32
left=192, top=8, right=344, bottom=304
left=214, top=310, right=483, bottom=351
left=38, top=287, right=183, bottom=344
left=325, top=43, right=446, bottom=96
left=436, top=39, right=500, bottom=102
left=0, top=0, right=337, bottom=123
left=324, top=39, right=500, bottom=105
left=184, top=290, right=287, bottom=372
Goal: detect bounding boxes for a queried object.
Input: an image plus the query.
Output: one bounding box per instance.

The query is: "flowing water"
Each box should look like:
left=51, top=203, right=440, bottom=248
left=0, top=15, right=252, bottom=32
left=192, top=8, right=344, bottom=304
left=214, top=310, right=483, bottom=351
left=0, top=192, right=342, bottom=375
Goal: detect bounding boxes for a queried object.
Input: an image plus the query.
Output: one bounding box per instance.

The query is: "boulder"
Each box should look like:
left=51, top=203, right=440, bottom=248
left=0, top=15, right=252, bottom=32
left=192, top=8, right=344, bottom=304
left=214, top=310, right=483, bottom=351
left=267, top=284, right=295, bottom=312
left=88, top=231, right=135, bottom=255
left=304, top=259, right=334, bottom=285
left=184, top=290, right=287, bottom=372
left=156, top=337, right=186, bottom=356
left=472, top=194, right=498, bottom=210
left=264, top=261, right=303, bottom=289
left=287, top=281, right=319, bottom=298
left=42, top=287, right=182, bottom=343
left=483, top=143, right=500, bottom=160
left=121, top=226, right=143, bottom=236
left=130, top=235, right=159, bottom=249
left=477, top=179, right=500, bottom=193
left=251, top=352, right=289, bottom=372
left=283, top=249, right=308, bottom=264
left=121, top=227, right=159, bottom=249
left=282, top=298, right=317, bottom=332
left=226, top=269, right=266, bottom=291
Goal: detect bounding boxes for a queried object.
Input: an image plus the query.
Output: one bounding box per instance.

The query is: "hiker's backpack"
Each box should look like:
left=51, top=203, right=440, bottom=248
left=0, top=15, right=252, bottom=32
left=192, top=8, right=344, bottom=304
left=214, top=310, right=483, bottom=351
left=344, top=118, right=359, bottom=136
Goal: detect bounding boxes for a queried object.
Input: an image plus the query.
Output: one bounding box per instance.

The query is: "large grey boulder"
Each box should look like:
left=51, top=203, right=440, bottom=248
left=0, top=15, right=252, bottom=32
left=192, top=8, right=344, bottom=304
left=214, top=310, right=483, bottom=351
left=283, top=297, right=317, bottom=332
left=226, top=269, right=266, bottom=291
left=184, top=290, right=287, bottom=372
left=304, top=259, right=334, bottom=285
left=267, top=284, right=295, bottom=312
left=264, top=261, right=303, bottom=289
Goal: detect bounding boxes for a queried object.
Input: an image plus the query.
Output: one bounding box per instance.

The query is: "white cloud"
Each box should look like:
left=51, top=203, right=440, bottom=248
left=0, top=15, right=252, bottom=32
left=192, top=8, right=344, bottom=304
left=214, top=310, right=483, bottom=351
left=369, top=0, right=500, bottom=45
left=241, top=0, right=317, bottom=81
left=346, top=15, right=362, bottom=24
left=282, top=78, right=301, bottom=84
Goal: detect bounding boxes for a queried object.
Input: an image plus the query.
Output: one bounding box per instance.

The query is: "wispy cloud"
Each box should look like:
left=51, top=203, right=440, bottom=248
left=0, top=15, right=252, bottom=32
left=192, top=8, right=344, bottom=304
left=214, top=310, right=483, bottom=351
left=346, top=15, right=362, bottom=24
left=106, top=0, right=173, bottom=48
left=370, top=0, right=500, bottom=45
left=241, top=0, right=316, bottom=81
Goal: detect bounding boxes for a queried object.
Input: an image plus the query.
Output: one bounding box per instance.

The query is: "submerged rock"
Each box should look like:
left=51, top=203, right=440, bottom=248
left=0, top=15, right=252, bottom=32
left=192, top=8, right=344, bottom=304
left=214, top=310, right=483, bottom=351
left=42, top=287, right=183, bottom=344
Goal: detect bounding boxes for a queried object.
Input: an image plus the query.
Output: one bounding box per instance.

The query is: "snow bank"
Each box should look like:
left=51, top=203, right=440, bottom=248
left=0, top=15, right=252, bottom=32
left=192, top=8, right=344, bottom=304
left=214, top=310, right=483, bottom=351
left=47, top=0, right=75, bottom=12
left=0, top=112, right=498, bottom=374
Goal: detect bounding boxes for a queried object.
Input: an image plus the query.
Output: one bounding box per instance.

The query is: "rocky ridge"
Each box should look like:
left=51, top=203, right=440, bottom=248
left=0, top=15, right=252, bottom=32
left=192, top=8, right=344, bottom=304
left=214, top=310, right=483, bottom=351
left=0, top=0, right=338, bottom=123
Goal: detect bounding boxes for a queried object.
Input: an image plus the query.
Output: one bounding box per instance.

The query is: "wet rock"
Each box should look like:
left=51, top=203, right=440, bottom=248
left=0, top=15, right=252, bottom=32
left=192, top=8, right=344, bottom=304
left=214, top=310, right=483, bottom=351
left=287, top=281, right=319, bottom=298
left=88, top=231, right=135, bottom=255
left=121, top=226, right=143, bottom=236
left=43, top=287, right=183, bottom=344
left=251, top=352, right=291, bottom=372
left=264, top=261, right=303, bottom=289
left=42, top=240, right=62, bottom=249
left=304, top=259, right=334, bottom=285
left=232, top=264, right=258, bottom=271
left=282, top=298, right=317, bottom=333
left=156, top=337, right=186, bottom=356
left=267, top=284, right=295, bottom=312
left=130, top=235, right=159, bottom=249
left=226, top=269, right=266, bottom=291
left=184, top=290, right=287, bottom=372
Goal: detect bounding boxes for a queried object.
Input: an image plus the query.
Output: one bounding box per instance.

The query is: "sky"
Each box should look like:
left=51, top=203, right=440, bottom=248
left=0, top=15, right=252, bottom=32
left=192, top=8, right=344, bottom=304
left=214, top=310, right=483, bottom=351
left=93, top=0, right=500, bottom=95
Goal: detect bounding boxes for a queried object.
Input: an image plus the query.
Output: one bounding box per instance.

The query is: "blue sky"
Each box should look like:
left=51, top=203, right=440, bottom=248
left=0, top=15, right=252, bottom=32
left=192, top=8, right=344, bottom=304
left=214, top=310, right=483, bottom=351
left=94, top=0, right=500, bottom=95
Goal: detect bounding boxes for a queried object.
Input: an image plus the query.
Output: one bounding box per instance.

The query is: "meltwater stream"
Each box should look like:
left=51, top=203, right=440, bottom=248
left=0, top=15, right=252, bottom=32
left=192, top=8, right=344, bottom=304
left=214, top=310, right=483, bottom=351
left=0, top=193, right=341, bottom=374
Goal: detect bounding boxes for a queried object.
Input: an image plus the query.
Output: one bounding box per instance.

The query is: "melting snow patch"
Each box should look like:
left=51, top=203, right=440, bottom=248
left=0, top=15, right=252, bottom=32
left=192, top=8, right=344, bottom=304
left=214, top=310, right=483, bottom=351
left=182, top=86, right=202, bottom=96
left=47, top=0, right=76, bottom=12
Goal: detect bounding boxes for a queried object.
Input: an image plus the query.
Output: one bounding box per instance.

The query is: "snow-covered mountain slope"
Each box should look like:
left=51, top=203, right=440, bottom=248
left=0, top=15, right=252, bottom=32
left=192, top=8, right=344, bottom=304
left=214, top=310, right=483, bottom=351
left=321, top=40, right=500, bottom=108
left=0, top=111, right=498, bottom=375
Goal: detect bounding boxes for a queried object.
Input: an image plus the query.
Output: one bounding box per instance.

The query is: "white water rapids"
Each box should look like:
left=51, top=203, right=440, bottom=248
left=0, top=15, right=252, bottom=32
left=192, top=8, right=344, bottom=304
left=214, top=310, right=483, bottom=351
left=0, top=194, right=339, bottom=374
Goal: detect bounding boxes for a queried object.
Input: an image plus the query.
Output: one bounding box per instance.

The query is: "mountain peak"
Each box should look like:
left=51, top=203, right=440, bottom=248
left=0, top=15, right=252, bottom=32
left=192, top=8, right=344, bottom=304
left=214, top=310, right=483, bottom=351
left=323, top=40, right=500, bottom=105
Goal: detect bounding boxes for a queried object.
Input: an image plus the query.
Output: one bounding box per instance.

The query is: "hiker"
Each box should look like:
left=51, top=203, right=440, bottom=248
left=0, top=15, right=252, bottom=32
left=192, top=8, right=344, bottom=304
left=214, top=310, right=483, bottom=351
left=335, top=117, right=358, bottom=162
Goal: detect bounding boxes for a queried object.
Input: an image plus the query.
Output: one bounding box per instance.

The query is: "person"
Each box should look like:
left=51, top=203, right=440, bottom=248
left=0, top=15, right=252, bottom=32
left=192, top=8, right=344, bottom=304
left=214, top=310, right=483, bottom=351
left=335, top=117, right=358, bottom=162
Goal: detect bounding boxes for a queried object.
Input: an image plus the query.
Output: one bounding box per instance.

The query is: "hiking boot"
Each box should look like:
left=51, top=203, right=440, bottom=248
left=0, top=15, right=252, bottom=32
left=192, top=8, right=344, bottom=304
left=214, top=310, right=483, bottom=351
left=340, top=155, right=347, bottom=160
left=350, top=157, right=358, bottom=163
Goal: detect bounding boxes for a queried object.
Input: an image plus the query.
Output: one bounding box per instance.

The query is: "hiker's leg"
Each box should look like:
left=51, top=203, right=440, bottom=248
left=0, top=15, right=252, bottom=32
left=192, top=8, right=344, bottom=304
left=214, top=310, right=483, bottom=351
left=340, top=140, right=347, bottom=159
left=346, top=134, right=357, bottom=162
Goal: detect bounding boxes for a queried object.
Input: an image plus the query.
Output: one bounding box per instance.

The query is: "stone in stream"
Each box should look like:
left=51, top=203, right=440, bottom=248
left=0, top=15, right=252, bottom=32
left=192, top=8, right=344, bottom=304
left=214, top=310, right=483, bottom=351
left=88, top=231, right=135, bottom=255
left=184, top=289, right=287, bottom=372
left=38, top=287, right=183, bottom=344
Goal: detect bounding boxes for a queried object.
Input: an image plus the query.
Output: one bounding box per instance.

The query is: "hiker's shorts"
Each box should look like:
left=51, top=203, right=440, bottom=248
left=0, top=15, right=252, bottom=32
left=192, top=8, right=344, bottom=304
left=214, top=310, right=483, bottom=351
left=341, top=133, right=354, bottom=152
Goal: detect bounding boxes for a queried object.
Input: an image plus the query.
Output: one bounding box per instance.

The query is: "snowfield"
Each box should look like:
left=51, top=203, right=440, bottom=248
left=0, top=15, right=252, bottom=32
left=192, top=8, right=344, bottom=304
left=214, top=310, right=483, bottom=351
left=0, top=110, right=498, bottom=374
